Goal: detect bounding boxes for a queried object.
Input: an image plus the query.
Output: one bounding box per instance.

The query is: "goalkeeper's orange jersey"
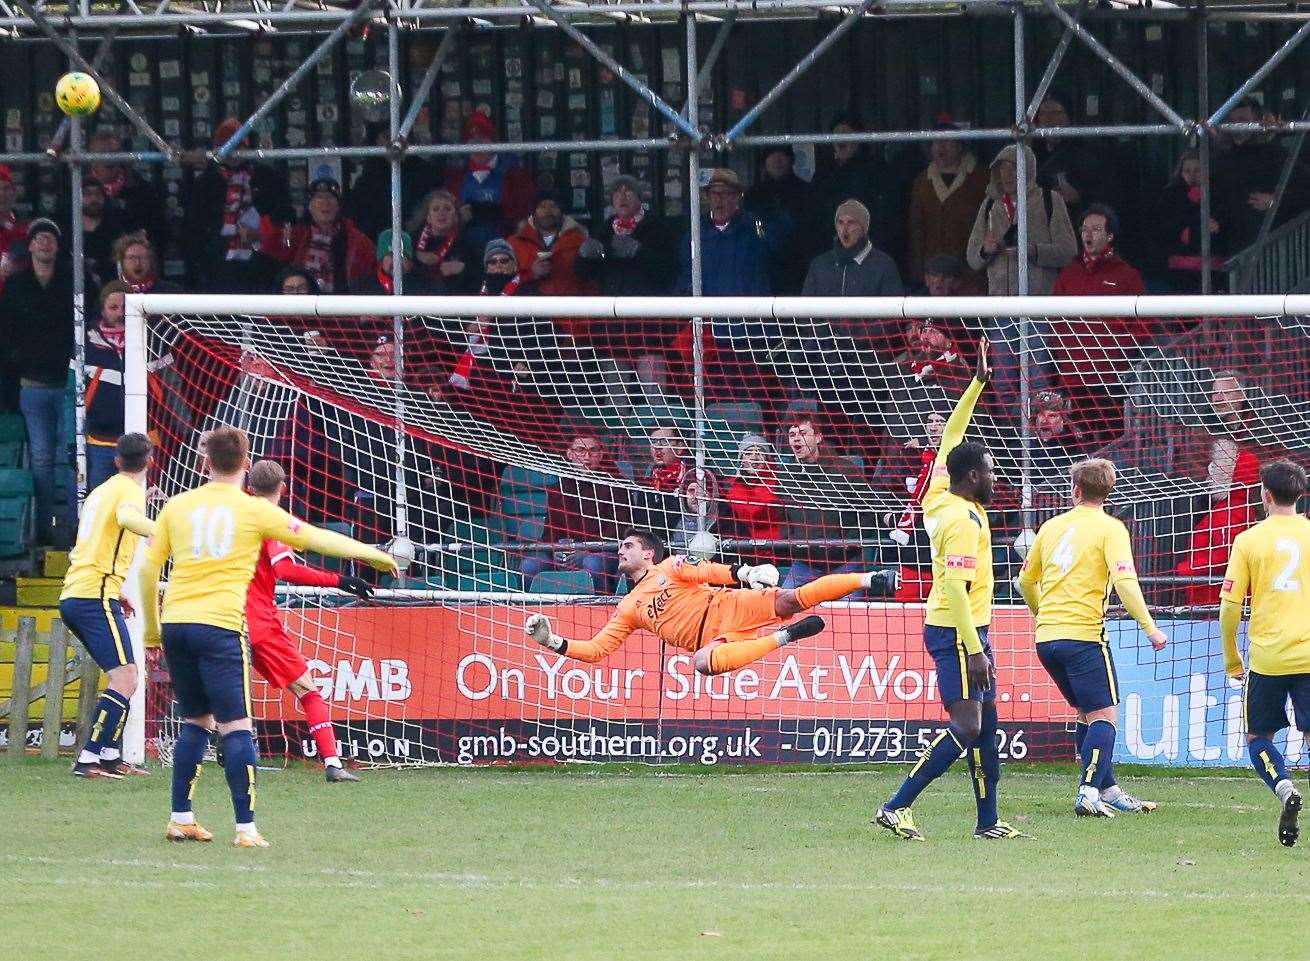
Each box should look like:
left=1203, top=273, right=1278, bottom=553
left=568, top=556, right=768, bottom=662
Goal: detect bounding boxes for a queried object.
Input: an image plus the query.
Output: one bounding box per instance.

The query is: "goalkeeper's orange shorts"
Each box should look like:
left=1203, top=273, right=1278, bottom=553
left=250, top=623, right=311, bottom=690
left=701, top=587, right=782, bottom=647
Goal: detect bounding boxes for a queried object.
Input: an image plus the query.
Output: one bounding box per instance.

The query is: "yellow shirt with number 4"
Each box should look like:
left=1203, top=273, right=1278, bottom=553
left=1220, top=514, right=1310, bottom=676
left=1018, top=505, right=1141, bottom=644
left=60, top=473, right=147, bottom=603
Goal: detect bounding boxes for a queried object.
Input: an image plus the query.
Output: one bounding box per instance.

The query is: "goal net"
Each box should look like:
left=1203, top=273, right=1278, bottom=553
left=124, top=292, right=1310, bottom=769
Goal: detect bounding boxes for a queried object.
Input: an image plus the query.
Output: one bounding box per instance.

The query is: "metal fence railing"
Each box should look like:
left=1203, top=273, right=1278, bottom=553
left=1225, top=208, right=1310, bottom=294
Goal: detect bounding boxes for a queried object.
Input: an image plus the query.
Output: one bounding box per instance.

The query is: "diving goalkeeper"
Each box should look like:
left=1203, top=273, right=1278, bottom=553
left=524, top=529, right=890, bottom=675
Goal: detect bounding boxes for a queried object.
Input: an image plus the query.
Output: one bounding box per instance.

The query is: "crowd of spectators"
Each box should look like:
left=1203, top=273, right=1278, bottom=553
left=0, top=95, right=1302, bottom=594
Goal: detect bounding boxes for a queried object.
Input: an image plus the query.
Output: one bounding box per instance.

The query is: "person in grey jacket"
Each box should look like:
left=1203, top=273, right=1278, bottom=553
left=801, top=199, right=904, bottom=353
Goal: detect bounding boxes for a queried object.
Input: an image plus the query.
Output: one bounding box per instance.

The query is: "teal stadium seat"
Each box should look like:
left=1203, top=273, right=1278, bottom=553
left=498, top=466, right=556, bottom=542
left=0, top=468, right=34, bottom=557
left=529, top=569, right=595, bottom=595
left=0, top=414, right=26, bottom=468
left=705, top=402, right=764, bottom=436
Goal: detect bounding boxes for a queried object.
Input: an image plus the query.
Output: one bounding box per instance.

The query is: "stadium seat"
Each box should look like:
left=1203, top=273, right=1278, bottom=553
left=499, top=466, right=556, bottom=543
left=0, top=414, right=26, bottom=469
left=0, top=496, right=30, bottom=557
left=528, top=569, right=595, bottom=595
left=705, top=402, right=764, bottom=436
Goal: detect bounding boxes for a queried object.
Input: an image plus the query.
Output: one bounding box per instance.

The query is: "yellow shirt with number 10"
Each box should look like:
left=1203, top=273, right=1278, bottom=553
left=144, top=482, right=316, bottom=632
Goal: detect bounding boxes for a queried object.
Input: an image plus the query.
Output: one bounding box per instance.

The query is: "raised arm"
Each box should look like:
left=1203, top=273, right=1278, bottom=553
left=255, top=501, right=399, bottom=575
left=669, top=557, right=737, bottom=586
left=525, top=610, right=635, bottom=664
left=935, top=337, right=992, bottom=471
left=270, top=545, right=374, bottom=599
left=116, top=501, right=156, bottom=538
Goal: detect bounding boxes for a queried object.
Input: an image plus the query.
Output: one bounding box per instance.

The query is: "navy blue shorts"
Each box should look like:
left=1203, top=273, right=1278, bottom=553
left=1037, top=640, right=1119, bottom=713
left=1245, top=671, right=1310, bottom=735
left=924, top=624, right=995, bottom=706
left=59, top=597, right=133, bottom=671
left=162, top=623, right=252, bottom=724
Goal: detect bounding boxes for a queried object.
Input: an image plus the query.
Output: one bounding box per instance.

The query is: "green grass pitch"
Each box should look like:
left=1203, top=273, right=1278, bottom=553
left=6, top=759, right=1310, bottom=960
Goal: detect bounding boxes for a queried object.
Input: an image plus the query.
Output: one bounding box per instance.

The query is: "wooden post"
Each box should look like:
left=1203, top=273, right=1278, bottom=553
left=5, top=616, right=36, bottom=762
left=40, top=619, right=69, bottom=760
left=75, top=636, right=100, bottom=747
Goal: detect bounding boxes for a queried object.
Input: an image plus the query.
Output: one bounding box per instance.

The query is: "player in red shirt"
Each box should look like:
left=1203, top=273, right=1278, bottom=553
left=247, top=460, right=374, bottom=782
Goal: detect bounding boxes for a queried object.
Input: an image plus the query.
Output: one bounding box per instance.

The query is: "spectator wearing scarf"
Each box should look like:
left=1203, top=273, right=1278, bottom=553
left=259, top=178, right=375, bottom=293
left=440, top=111, right=535, bottom=261
left=407, top=188, right=482, bottom=293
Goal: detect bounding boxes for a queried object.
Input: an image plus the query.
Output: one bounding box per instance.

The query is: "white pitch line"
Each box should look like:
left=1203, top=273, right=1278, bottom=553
left=7, top=854, right=1309, bottom=902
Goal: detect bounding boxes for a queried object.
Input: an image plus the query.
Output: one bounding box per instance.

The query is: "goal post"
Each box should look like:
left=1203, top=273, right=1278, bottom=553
left=121, top=292, right=1310, bottom=768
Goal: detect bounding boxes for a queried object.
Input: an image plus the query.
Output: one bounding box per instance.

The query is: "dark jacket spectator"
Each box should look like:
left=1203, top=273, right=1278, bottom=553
left=184, top=121, right=290, bottom=293
left=259, top=177, right=375, bottom=293
left=802, top=198, right=903, bottom=300
left=906, top=127, right=990, bottom=288
left=745, top=146, right=813, bottom=293
left=345, top=124, right=443, bottom=244
left=508, top=192, right=592, bottom=297
left=84, top=280, right=129, bottom=491
left=809, top=114, right=902, bottom=260
left=677, top=168, right=786, bottom=296
left=1156, top=152, right=1229, bottom=289
left=1211, top=98, right=1310, bottom=253
left=0, top=165, right=26, bottom=295
left=407, top=189, right=483, bottom=294
left=87, top=130, right=170, bottom=251
left=350, top=230, right=441, bottom=298
left=779, top=415, right=865, bottom=586
left=966, top=144, right=1077, bottom=296
left=440, top=110, right=536, bottom=261
left=61, top=177, right=129, bottom=292
left=1032, top=95, right=1126, bottom=235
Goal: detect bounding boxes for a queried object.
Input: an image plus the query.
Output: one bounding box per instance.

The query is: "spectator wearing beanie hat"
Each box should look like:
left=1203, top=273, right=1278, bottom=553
left=352, top=229, right=438, bottom=297
left=801, top=197, right=903, bottom=350
left=0, top=164, right=29, bottom=294
left=83, top=280, right=131, bottom=491
left=183, top=118, right=289, bottom=292
left=724, top=433, right=786, bottom=567
left=441, top=110, right=536, bottom=261
left=259, top=177, right=375, bottom=293
left=508, top=190, right=592, bottom=297
left=0, top=218, right=77, bottom=543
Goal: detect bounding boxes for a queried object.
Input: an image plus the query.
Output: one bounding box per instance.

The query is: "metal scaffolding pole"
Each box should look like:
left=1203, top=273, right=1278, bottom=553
left=213, top=0, right=375, bottom=162
left=11, top=0, right=177, bottom=161
left=1015, top=5, right=1032, bottom=533
left=1038, top=0, right=1189, bottom=131
left=529, top=0, right=703, bottom=142
left=45, top=18, right=121, bottom=159
left=388, top=14, right=409, bottom=545
left=1257, top=100, right=1310, bottom=244
left=70, top=108, right=87, bottom=512
left=721, top=0, right=876, bottom=143
left=1198, top=9, right=1213, bottom=294
left=686, top=13, right=707, bottom=538
left=1026, top=0, right=1087, bottom=122
left=396, top=21, right=461, bottom=142
left=1208, top=18, right=1310, bottom=127
left=681, top=12, right=735, bottom=120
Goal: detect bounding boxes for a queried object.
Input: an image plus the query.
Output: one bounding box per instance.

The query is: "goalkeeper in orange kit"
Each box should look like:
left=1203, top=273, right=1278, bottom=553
left=524, top=529, right=894, bottom=675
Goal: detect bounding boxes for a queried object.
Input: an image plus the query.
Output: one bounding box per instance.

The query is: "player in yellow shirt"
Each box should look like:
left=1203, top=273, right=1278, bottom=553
left=140, top=427, right=398, bottom=848
left=1017, top=458, right=1168, bottom=818
left=1219, top=459, right=1310, bottom=847
left=59, top=433, right=156, bottom=779
left=876, top=339, right=1026, bottom=842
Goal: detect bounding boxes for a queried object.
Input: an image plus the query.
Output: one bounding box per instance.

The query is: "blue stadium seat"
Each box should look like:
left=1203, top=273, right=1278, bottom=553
left=529, top=569, right=595, bottom=595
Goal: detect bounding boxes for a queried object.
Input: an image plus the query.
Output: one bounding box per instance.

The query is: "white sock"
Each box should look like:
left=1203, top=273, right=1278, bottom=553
left=100, top=747, right=121, bottom=761
left=1276, top=779, right=1298, bottom=804
left=773, top=629, right=794, bottom=648
left=171, top=811, right=195, bottom=825
left=235, top=821, right=257, bottom=835
left=1101, top=784, right=1124, bottom=803
left=324, top=756, right=342, bottom=769
left=78, top=749, right=100, bottom=765
left=1078, top=784, right=1100, bottom=803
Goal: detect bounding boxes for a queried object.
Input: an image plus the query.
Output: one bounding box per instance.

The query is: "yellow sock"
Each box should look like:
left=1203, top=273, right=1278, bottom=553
left=794, top=572, right=865, bottom=609
left=706, top=634, right=783, bottom=675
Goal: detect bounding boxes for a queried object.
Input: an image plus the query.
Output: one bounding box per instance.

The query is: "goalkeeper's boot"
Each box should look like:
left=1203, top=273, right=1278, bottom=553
left=779, top=615, right=826, bottom=645
left=1101, top=787, right=1156, bottom=813
left=974, top=821, right=1034, bottom=839
left=1278, top=789, right=1302, bottom=848
left=72, top=760, right=122, bottom=780
left=1074, top=791, right=1116, bottom=818
left=863, top=569, right=902, bottom=597
left=165, top=820, right=213, bottom=843
left=233, top=829, right=271, bottom=849
left=100, top=757, right=149, bottom=777
left=325, top=764, right=360, bottom=783
left=874, top=805, right=925, bottom=841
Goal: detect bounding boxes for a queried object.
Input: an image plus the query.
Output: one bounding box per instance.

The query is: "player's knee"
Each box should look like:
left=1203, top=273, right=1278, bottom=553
left=289, top=676, right=313, bottom=698
left=216, top=717, right=253, bottom=737
left=693, top=642, right=722, bottom=676
left=1086, top=706, right=1117, bottom=726
left=954, top=713, right=983, bottom=744
left=107, top=663, right=138, bottom=695
left=773, top=590, right=801, bottom=618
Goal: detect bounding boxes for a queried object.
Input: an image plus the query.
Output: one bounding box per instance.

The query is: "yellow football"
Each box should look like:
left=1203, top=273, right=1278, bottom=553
left=55, top=72, right=101, bottom=118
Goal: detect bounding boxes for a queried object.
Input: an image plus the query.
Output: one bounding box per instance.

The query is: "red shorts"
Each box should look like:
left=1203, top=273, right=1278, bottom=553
left=249, top=621, right=310, bottom=690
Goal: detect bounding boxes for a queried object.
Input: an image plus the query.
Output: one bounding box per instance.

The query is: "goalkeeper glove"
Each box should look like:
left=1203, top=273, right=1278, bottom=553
left=338, top=575, right=373, bottom=599
left=524, top=613, right=567, bottom=653
left=736, top=563, right=780, bottom=589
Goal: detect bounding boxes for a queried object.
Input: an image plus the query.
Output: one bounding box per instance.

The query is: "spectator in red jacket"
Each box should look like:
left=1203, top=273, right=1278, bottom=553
left=724, top=433, right=785, bottom=566
left=521, top=431, right=629, bottom=594
left=1175, top=372, right=1262, bottom=606
left=508, top=191, right=592, bottom=297
left=259, top=177, right=375, bottom=293
left=441, top=110, right=536, bottom=264
left=0, top=165, right=29, bottom=295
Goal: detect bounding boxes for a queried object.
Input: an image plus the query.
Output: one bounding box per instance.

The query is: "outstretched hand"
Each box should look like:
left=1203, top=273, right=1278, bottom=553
left=976, top=335, right=992, bottom=385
